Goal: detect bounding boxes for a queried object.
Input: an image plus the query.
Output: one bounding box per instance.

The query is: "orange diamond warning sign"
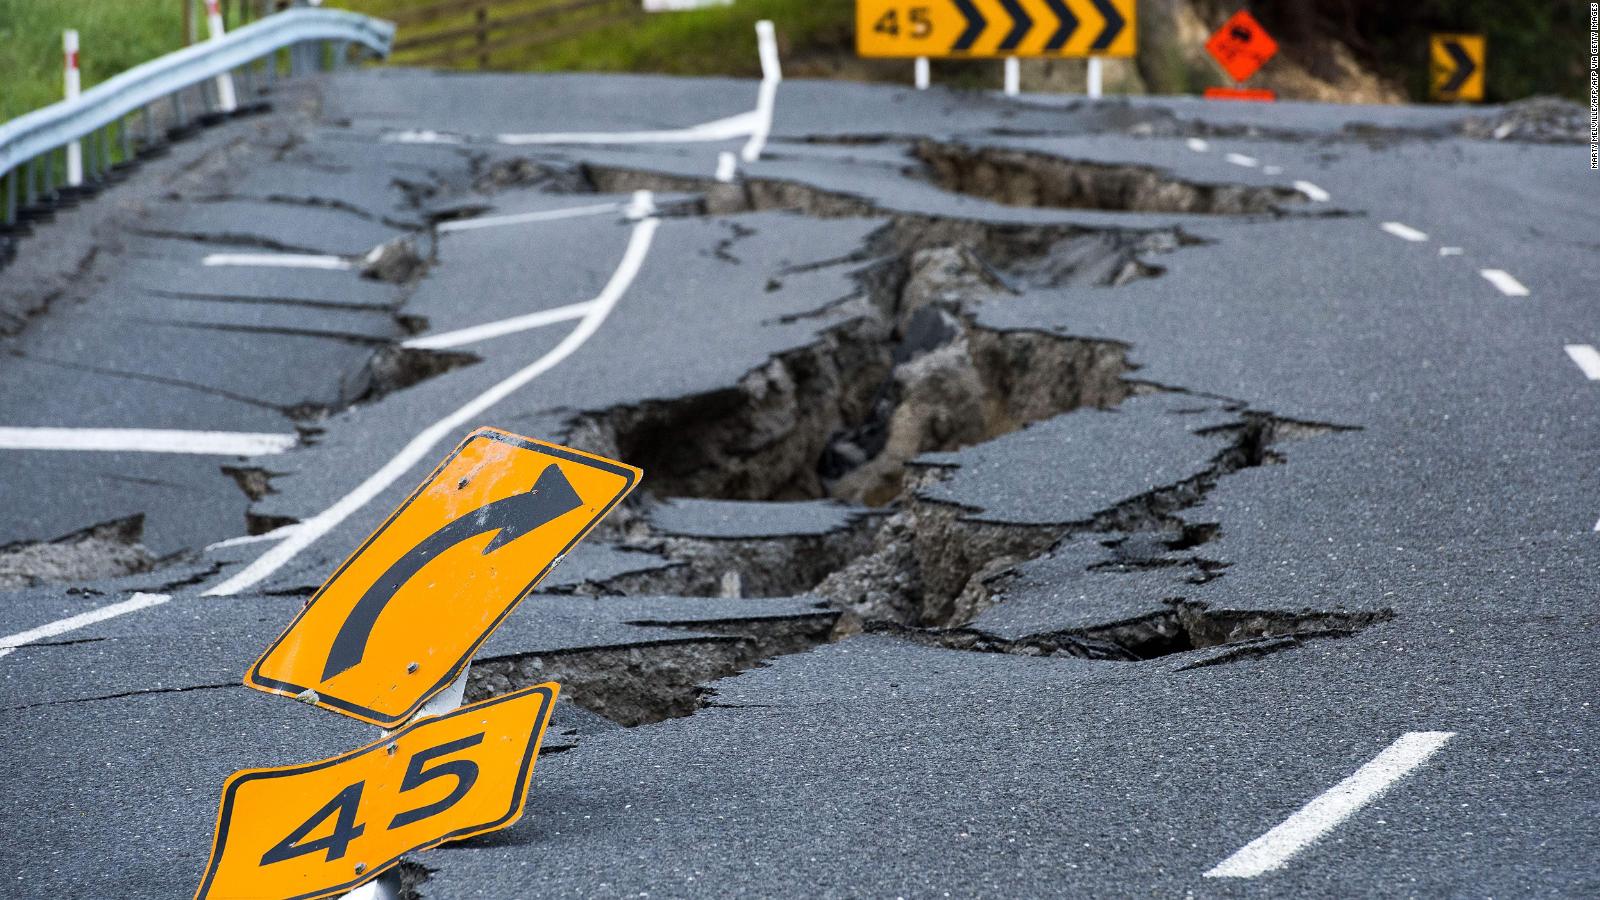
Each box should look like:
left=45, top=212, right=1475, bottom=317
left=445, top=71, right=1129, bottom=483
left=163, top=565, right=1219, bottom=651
left=1205, top=9, right=1278, bottom=84
left=246, top=428, right=639, bottom=728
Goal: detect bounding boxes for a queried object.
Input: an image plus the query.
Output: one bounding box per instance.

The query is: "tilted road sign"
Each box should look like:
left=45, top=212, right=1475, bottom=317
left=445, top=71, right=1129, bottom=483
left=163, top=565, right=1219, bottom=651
left=1429, top=34, right=1484, bottom=102
left=195, top=684, right=559, bottom=900
left=1204, top=9, right=1278, bottom=83
left=856, top=0, right=1134, bottom=59
left=246, top=427, right=640, bottom=728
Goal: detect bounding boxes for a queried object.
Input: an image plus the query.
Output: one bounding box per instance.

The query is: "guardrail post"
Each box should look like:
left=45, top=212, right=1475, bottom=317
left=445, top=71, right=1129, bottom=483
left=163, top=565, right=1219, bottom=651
left=119, top=117, right=132, bottom=165
left=24, top=159, right=37, bottom=208
left=143, top=104, right=158, bottom=149
left=476, top=4, right=489, bottom=69
left=98, top=125, right=113, bottom=178
left=5, top=168, right=17, bottom=226
left=64, top=31, right=84, bottom=188
left=172, top=89, right=188, bottom=130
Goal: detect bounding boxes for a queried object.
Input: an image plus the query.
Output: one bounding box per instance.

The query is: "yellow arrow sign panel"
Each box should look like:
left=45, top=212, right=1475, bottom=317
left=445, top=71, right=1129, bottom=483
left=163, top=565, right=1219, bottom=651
left=856, top=0, right=1134, bottom=59
left=247, top=428, right=639, bottom=728
left=195, top=683, right=559, bottom=900
left=1429, top=33, right=1484, bottom=102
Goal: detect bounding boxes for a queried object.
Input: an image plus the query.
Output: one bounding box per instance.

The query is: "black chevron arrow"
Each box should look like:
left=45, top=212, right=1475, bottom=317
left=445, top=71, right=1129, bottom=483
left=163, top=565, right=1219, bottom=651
left=1042, top=0, right=1077, bottom=51
left=1441, top=39, right=1476, bottom=93
left=1089, top=0, right=1124, bottom=50
left=952, top=0, right=986, bottom=52
left=998, top=0, right=1033, bottom=51
left=320, top=464, right=584, bottom=682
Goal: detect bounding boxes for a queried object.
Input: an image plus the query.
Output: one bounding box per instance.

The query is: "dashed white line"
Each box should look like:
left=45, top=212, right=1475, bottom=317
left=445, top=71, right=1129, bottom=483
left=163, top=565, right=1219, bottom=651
left=1224, top=152, right=1259, bottom=168
left=1479, top=269, right=1529, bottom=297
left=1293, top=180, right=1330, bottom=202
left=1262, top=165, right=1283, bottom=175
left=203, top=201, right=661, bottom=597
left=740, top=20, right=781, bottom=163
left=0, top=592, right=170, bottom=661
left=1564, top=344, right=1600, bottom=380
left=0, top=427, right=296, bottom=455
left=437, top=201, right=622, bottom=234
left=715, top=150, right=738, bottom=183
left=1204, top=731, right=1456, bottom=879
left=1439, top=247, right=1464, bottom=256
left=202, top=253, right=352, bottom=270
left=1185, top=138, right=1210, bottom=152
left=1380, top=222, right=1429, bottom=242
left=402, top=301, right=594, bottom=351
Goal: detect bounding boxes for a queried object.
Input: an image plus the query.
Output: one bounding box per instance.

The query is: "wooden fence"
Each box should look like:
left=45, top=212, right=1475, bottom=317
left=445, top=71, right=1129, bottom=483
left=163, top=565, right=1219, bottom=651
left=386, top=0, right=642, bottom=69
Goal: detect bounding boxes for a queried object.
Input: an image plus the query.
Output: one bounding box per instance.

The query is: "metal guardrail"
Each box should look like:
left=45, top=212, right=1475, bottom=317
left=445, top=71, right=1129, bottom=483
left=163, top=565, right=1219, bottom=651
left=0, top=7, right=396, bottom=228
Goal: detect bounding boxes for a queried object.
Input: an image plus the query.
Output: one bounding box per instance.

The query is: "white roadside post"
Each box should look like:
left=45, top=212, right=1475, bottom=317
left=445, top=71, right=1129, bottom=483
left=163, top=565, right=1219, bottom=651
left=203, top=0, right=239, bottom=113
left=1003, top=56, right=1020, bottom=95
left=914, top=55, right=930, bottom=89
left=63, top=30, right=83, bottom=187
left=1086, top=56, right=1103, bottom=98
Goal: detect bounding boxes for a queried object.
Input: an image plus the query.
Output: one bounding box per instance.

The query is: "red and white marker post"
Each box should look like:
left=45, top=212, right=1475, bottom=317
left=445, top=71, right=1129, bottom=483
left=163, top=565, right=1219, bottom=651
left=203, top=0, right=239, bottom=112
left=63, top=30, right=83, bottom=187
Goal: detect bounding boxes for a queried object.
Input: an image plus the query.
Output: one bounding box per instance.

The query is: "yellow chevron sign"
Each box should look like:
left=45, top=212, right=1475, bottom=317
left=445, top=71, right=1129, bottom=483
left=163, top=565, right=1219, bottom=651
left=856, top=0, right=1134, bottom=58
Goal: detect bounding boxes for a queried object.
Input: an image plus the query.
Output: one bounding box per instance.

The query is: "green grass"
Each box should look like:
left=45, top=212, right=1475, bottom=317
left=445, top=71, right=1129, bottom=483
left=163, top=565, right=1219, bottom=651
left=0, top=0, right=194, bottom=120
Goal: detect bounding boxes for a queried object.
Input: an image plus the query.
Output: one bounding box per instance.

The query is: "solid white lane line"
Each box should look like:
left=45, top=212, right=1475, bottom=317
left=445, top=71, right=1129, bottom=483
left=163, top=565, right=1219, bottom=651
left=1479, top=269, right=1530, bottom=297
left=204, top=523, right=302, bottom=551
left=0, top=427, right=296, bottom=456
left=402, top=301, right=594, bottom=351
left=1293, top=180, right=1330, bottom=202
left=0, top=593, right=170, bottom=659
left=1186, top=138, right=1210, bottom=152
left=1204, top=731, right=1457, bottom=879
left=1380, top=222, right=1429, bottom=242
left=493, top=111, right=760, bottom=146
left=203, top=205, right=661, bottom=597
left=1224, top=152, right=1259, bottom=167
left=1564, top=344, right=1600, bottom=380
left=741, top=20, right=782, bottom=163
left=437, top=201, right=622, bottom=234
left=624, top=189, right=657, bottom=220
left=202, top=253, right=351, bottom=270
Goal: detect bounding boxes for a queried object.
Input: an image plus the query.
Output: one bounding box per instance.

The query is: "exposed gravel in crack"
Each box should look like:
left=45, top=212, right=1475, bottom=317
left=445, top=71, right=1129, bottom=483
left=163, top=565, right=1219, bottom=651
left=464, top=614, right=840, bottom=726
left=0, top=516, right=156, bottom=590
left=909, top=140, right=1306, bottom=214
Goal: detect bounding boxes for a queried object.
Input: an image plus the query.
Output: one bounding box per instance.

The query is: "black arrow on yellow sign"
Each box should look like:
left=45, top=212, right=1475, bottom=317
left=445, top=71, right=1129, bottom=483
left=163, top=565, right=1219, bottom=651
left=1087, top=0, right=1123, bottom=50
left=953, top=0, right=985, bottom=51
left=1439, top=39, right=1476, bottom=93
left=321, top=464, right=583, bottom=681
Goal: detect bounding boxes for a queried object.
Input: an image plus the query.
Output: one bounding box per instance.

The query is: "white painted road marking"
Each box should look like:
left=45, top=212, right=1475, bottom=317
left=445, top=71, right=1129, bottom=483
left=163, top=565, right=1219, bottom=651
left=0, top=592, right=170, bottom=661
left=204, top=523, right=302, bottom=551
left=0, top=427, right=296, bottom=455
left=1380, top=222, right=1429, bottom=242
left=1564, top=344, right=1600, bottom=380
left=715, top=150, right=738, bottom=183
left=204, top=199, right=661, bottom=597
left=1204, top=731, right=1457, bottom=879
left=437, top=201, right=623, bottom=234
left=1479, top=269, right=1530, bottom=297
left=1439, top=246, right=1463, bottom=256
left=1225, top=152, right=1259, bottom=168
left=741, top=20, right=781, bottom=163
left=402, top=301, right=593, bottom=351
left=1185, top=138, right=1209, bottom=152
left=202, top=253, right=352, bottom=270
left=1293, top=180, right=1330, bottom=202
left=1262, top=165, right=1283, bottom=175
left=491, top=111, right=760, bottom=146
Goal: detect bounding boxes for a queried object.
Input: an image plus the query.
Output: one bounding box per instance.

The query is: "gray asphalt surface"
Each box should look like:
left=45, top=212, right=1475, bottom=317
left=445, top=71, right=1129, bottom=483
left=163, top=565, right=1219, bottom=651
left=0, top=55, right=1594, bottom=900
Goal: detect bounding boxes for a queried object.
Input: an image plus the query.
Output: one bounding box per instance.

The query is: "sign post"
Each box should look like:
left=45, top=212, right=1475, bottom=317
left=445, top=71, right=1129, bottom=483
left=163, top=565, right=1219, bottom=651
left=195, top=428, right=642, bottom=899
left=1202, top=9, right=1278, bottom=101
left=203, top=0, right=239, bottom=112
left=1429, top=34, right=1484, bottom=103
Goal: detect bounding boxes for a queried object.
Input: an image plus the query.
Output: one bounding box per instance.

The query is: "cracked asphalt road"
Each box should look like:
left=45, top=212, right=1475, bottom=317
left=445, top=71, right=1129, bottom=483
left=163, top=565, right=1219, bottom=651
left=0, top=63, right=1595, bottom=898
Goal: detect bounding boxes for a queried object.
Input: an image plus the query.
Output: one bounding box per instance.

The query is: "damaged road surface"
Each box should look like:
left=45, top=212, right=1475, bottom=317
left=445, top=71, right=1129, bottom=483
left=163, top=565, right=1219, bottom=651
left=0, top=65, right=1596, bottom=899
